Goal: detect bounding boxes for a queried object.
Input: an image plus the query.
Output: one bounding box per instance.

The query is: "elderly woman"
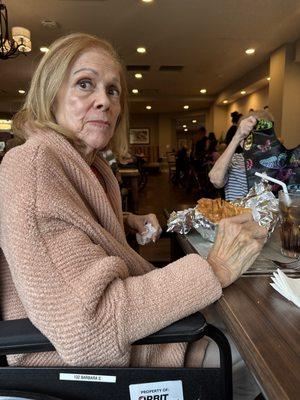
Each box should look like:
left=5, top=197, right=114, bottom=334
left=209, top=110, right=275, bottom=201
left=209, top=116, right=255, bottom=201
left=0, top=33, right=266, bottom=397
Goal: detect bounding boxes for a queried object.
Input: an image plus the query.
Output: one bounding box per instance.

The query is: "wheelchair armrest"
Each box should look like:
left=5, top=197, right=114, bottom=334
left=133, top=312, right=206, bottom=345
left=0, top=318, right=55, bottom=355
left=0, top=312, right=206, bottom=355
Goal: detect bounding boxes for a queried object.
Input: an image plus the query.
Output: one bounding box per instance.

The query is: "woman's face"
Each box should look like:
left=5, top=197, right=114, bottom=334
left=54, top=48, right=121, bottom=155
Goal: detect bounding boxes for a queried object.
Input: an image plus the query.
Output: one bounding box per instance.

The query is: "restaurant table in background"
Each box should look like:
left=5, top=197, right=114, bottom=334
left=172, top=228, right=300, bottom=400
left=119, top=168, right=139, bottom=213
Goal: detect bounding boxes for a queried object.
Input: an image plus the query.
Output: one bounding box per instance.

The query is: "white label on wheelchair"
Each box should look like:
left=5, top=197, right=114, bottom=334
left=129, top=380, right=183, bottom=400
left=59, top=373, right=116, bottom=383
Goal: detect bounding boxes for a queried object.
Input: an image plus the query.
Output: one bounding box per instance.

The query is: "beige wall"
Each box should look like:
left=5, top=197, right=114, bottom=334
left=269, top=43, right=300, bottom=148
left=129, top=113, right=159, bottom=147
left=205, top=105, right=227, bottom=140
left=269, top=46, right=286, bottom=136
left=205, top=87, right=268, bottom=140
left=281, top=46, right=300, bottom=148
left=227, top=86, right=269, bottom=128
left=158, top=115, right=174, bottom=157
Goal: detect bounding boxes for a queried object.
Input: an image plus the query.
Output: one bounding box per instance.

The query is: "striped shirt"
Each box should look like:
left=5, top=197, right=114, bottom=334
left=225, top=153, right=248, bottom=201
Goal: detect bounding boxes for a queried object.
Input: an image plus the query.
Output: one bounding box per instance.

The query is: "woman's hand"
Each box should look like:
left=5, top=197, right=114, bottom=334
left=125, top=213, right=162, bottom=242
left=207, top=213, right=267, bottom=288
left=234, top=116, right=257, bottom=145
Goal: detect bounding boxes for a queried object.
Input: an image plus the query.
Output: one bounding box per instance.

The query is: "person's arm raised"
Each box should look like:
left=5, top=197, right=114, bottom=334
left=209, top=116, right=256, bottom=188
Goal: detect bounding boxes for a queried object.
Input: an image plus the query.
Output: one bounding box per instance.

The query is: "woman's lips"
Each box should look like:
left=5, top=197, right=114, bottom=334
left=86, top=120, right=110, bottom=127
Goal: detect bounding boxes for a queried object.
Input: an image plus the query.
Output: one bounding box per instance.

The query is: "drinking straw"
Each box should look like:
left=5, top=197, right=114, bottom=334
left=254, top=172, right=291, bottom=205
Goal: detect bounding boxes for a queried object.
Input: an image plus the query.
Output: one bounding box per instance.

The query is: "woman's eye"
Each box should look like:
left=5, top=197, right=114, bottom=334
left=77, top=79, right=93, bottom=90
left=108, top=86, right=120, bottom=97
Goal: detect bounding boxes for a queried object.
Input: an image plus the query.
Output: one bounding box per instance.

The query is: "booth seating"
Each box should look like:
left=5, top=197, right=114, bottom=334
left=0, top=312, right=232, bottom=400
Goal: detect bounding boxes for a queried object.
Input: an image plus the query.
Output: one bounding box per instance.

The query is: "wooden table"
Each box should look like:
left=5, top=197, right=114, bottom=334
left=173, top=231, right=300, bottom=400
left=119, top=168, right=139, bottom=213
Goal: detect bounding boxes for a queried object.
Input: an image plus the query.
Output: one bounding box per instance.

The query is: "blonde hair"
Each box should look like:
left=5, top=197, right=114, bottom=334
left=12, top=32, right=128, bottom=158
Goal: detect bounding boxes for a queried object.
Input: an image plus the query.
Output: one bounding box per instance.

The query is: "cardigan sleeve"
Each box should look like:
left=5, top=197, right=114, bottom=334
left=0, top=144, right=222, bottom=367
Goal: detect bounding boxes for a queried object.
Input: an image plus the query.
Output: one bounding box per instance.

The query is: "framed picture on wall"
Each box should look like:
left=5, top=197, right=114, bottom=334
left=129, top=128, right=150, bottom=145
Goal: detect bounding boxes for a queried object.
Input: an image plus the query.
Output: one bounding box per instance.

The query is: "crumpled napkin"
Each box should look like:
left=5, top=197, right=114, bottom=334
left=270, top=269, right=300, bottom=308
left=136, top=222, right=157, bottom=245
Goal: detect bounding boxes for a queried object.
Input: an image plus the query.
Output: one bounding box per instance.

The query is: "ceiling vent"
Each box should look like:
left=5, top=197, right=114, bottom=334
left=41, top=19, right=59, bottom=29
left=126, top=65, right=151, bottom=71
left=159, top=66, right=184, bottom=72
left=139, top=88, right=159, bottom=96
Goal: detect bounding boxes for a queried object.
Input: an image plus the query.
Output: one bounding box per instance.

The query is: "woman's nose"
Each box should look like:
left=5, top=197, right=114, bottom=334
left=94, top=88, right=110, bottom=111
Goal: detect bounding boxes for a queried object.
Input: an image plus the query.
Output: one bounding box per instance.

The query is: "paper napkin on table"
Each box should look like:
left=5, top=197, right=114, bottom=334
left=270, top=269, right=300, bottom=308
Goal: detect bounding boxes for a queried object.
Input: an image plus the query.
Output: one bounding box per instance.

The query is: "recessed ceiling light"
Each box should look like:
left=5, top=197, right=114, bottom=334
left=146, top=105, right=152, bottom=110
left=223, top=100, right=228, bottom=104
left=18, top=89, right=26, bottom=94
left=200, top=89, right=207, bottom=94
left=142, top=0, right=153, bottom=3
left=182, top=124, right=187, bottom=128
left=137, top=47, right=146, bottom=54
left=135, top=73, right=143, bottom=79
left=245, top=48, right=255, bottom=55
left=184, top=128, right=188, bottom=132
left=40, top=46, right=49, bottom=53
left=267, top=77, right=271, bottom=81
left=192, top=119, right=197, bottom=123
left=132, top=89, right=139, bottom=94
left=241, top=90, right=246, bottom=95
left=183, top=105, right=189, bottom=109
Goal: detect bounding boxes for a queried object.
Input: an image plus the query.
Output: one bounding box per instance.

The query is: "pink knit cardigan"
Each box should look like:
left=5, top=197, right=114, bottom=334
left=0, top=129, right=222, bottom=367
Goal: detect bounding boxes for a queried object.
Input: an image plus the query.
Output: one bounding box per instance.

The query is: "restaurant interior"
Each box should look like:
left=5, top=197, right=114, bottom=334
left=0, top=1, right=299, bottom=400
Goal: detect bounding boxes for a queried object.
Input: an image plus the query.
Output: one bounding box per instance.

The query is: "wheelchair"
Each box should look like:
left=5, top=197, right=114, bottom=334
left=0, top=229, right=232, bottom=400
left=0, top=311, right=232, bottom=400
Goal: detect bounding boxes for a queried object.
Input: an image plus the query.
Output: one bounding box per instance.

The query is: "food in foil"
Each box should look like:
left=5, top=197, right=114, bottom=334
left=167, top=180, right=280, bottom=241
left=166, top=208, right=195, bottom=235
left=233, top=181, right=279, bottom=233
left=196, top=198, right=251, bottom=223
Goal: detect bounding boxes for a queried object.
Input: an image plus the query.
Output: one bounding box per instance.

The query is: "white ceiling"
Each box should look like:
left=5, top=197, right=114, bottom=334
left=1, top=0, right=300, bottom=116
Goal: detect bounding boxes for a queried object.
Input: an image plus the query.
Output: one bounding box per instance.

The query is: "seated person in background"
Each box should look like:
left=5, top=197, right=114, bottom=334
left=100, top=148, right=122, bottom=184
left=174, top=144, right=189, bottom=184
left=0, top=33, right=266, bottom=400
left=205, top=132, right=220, bottom=167
left=118, top=151, right=136, bottom=167
left=190, top=125, right=206, bottom=161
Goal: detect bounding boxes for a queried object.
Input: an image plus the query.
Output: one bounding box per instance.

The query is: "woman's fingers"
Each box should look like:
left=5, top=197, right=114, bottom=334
left=236, top=116, right=257, bottom=141
left=145, top=213, right=162, bottom=241
left=208, top=213, right=267, bottom=287
left=219, top=214, right=268, bottom=239
left=221, top=212, right=253, bottom=224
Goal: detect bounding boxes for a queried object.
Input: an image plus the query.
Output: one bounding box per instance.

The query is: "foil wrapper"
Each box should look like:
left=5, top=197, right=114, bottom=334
left=167, top=207, right=218, bottom=240
left=193, top=211, right=218, bottom=242
left=166, top=208, right=195, bottom=235
left=167, top=180, right=279, bottom=241
left=232, top=181, right=279, bottom=233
